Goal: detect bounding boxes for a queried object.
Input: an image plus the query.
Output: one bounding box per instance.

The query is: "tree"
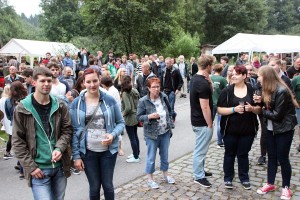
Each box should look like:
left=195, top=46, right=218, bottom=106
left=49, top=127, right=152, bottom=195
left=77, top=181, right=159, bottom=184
left=81, top=0, right=179, bottom=55
left=265, top=0, right=298, bottom=34
left=202, top=0, right=268, bottom=44
left=0, top=1, right=25, bottom=47
left=39, top=0, right=85, bottom=42
left=163, top=30, right=200, bottom=58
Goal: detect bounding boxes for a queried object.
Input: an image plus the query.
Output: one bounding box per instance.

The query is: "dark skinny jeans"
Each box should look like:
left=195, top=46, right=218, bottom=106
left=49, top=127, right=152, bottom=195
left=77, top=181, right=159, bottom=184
left=266, top=130, right=293, bottom=187
left=125, top=125, right=140, bottom=159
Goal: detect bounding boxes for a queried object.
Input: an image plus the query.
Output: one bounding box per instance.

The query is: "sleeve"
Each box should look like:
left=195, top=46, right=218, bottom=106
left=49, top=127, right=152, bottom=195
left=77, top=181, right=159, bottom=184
left=122, top=93, right=132, bottom=116
left=197, top=82, right=211, bottom=99
left=12, top=107, right=38, bottom=173
left=217, top=88, right=228, bottom=107
left=262, top=89, right=290, bottom=122
left=70, top=100, right=81, bottom=160
left=54, top=104, right=73, bottom=153
left=110, top=100, right=125, bottom=139
left=136, top=98, right=150, bottom=124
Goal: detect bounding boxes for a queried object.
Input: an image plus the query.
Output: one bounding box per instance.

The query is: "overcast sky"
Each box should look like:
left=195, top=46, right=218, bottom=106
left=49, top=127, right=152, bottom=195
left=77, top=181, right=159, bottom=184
left=7, top=0, right=41, bottom=17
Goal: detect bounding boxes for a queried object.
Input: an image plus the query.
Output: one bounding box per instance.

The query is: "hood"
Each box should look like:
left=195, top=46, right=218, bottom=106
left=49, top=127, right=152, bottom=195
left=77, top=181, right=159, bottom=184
left=130, top=88, right=140, bottom=98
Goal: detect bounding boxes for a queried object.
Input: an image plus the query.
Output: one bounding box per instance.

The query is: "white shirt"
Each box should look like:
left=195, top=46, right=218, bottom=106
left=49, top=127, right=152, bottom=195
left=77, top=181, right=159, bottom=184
left=50, top=81, right=67, bottom=97
left=0, top=97, right=12, bottom=135
left=106, top=86, right=121, bottom=108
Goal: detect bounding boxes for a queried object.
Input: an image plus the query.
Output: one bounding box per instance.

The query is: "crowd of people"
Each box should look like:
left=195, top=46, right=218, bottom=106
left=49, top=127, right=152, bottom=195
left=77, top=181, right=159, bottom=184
left=0, top=50, right=299, bottom=200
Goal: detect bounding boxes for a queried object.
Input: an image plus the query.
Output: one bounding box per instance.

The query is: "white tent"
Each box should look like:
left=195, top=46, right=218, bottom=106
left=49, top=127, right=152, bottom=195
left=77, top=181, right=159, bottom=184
left=0, top=38, right=80, bottom=66
left=212, top=33, right=300, bottom=55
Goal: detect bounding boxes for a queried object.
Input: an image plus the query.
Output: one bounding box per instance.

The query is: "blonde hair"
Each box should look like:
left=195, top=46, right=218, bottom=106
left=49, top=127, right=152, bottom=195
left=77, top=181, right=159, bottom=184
left=258, top=65, right=293, bottom=107
left=1, top=85, right=11, bottom=98
left=114, top=68, right=126, bottom=84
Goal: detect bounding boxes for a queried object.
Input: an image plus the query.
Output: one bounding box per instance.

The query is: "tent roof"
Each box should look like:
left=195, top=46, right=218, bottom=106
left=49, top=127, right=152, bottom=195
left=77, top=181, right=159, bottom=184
left=0, top=38, right=79, bottom=57
left=212, top=33, right=300, bottom=54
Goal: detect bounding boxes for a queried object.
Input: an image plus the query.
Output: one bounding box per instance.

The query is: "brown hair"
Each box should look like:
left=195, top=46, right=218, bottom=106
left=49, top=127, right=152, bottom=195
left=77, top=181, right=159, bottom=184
left=147, top=77, right=161, bottom=88
left=101, top=76, right=113, bottom=87
left=198, top=55, right=215, bottom=70
left=121, top=75, right=132, bottom=93
left=10, top=81, right=27, bottom=106
left=33, top=67, right=53, bottom=80
left=213, top=64, right=223, bottom=74
left=258, top=65, right=293, bottom=107
left=82, top=68, right=99, bottom=80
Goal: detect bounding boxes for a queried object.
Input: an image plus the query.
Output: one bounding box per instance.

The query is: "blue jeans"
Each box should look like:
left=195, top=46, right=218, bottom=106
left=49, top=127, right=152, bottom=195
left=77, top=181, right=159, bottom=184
left=81, top=150, right=117, bottom=200
left=267, top=130, right=294, bottom=187
left=212, top=106, right=222, bottom=145
left=31, top=166, right=67, bottom=200
left=192, top=126, right=213, bottom=180
left=165, top=91, right=176, bottom=120
left=223, top=134, right=255, bottom=182
left=125, top=125, right=140, bottom=159
left=145, top=131, right=171, bottom=174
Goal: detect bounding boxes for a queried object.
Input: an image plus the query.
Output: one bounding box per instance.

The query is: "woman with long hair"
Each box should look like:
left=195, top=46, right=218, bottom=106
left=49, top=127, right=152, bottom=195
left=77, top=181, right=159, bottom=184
left=0, top=85, right=12, bottom=159
left=70, top=75, right=85, bottom=100
left=71, top=68, right=124, bottom=200
left=121, top=75, right=140, bottom=162
left=5, top=81, right=28, bottom=179
left=256, top=66, right=296, bottom=200
left=217, top=65, right=261, bottom=190
left=114, top=68, right=126, bottom=92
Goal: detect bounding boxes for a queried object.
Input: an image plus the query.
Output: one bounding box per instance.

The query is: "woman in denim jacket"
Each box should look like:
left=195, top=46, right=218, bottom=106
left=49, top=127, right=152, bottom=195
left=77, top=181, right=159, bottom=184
left=70, top=68, right=124, bottom=200
left=137, top=78, right=175, bottom=189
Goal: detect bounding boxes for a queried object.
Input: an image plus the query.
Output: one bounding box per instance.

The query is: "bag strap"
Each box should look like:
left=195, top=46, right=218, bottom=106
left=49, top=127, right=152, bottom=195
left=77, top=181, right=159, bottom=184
left=79, top=101, right=101, bottom=141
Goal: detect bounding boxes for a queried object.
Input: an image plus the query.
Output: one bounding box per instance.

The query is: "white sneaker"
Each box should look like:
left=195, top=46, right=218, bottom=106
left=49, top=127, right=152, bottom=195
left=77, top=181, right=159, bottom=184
left=126, top=157, right=140, bottom=163
left=127, top=154, right=134, bottom=159
left=163, top=176, right=175, bottom=184
left=147, top=180, right=159, bottom=189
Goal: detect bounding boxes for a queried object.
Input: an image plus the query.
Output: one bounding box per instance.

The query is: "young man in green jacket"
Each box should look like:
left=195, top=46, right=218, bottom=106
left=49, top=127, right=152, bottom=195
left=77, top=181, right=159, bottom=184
left=12, top=67, right=73, bottom=200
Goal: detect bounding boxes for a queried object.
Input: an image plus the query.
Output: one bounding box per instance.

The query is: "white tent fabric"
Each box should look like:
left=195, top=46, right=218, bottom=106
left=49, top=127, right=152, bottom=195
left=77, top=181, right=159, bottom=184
left=0, top=38, right=79, bottom=66
left=212, top=33, right=300, bottom=54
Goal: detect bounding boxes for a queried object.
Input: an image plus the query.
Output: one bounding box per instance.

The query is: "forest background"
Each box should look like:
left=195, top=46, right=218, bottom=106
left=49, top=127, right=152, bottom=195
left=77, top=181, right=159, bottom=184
left=1, top=0, right=300, bottom=59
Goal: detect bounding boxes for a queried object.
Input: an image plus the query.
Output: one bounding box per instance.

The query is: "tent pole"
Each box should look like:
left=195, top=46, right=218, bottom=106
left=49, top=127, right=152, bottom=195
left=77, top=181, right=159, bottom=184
left=30, top=56, right=34, bottom=68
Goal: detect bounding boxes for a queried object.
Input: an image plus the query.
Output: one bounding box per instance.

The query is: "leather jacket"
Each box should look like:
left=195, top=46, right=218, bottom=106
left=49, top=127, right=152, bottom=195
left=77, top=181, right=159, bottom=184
left=262, top=85, right=297, bottom=134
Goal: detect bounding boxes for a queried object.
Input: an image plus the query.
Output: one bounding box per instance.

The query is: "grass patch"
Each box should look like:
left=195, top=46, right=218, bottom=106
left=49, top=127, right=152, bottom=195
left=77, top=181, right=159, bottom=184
left=0, top=130, right=8, bottom=142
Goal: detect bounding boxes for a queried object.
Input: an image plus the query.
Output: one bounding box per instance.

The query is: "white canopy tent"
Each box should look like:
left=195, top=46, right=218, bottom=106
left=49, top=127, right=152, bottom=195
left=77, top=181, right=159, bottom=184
left=212, top=33, right=300, bottom=61
left=0, top=38, right=80, bottom=66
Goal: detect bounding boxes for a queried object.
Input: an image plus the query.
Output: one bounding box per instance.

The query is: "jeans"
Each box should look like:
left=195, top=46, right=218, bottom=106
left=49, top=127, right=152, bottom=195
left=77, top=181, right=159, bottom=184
left=223, top=134, right=255, bottom=182
left=192, top=126, right=213, bottom=180
left=31, top=166, right=67, bottom=200
left=81, top=150, right=117, bottom=200
left=165, top=91, right=176, bottom=120
left=212, top=106, right=222, bottom=145
left=259, top=114, right=267, bottom=156
left=145, top=131, right=171, bottom=174
left=125, top=125, right=140, bottom=159
left=266, top=130, right=294, bottom=187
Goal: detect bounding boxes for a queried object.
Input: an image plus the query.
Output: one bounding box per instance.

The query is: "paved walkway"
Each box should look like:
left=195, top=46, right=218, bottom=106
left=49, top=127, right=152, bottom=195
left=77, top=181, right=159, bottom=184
left=113, top=132, right=300, bottom=200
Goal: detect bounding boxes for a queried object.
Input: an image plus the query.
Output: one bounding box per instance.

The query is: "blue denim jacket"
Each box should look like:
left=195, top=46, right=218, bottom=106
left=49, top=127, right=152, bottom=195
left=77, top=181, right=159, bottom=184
left=70, top=89, right=125, bottom=160
left=137, top=92, right=173, bottom=140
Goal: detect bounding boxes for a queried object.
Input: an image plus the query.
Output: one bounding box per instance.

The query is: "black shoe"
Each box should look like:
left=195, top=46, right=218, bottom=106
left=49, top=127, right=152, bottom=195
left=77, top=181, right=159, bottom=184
left=297, top=144, right=300, bottom=152
left=225, top=181, right=233, bottom=189
left=194, top=178, right=212, bottom=188
left=241, top=181, right=251, bottom=190
left=14, top=165, right=20, bottom=171
left=19, top=174, right=25, bottom=180
left=205, top=171, right=212, bottom=177
left=257, top=156, right=266, bottom=165
left=3, top=152, right=13, bottom=160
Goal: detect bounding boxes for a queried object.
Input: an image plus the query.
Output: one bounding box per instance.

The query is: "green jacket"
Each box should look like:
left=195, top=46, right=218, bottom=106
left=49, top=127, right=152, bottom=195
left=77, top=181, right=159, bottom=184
left=122, top=88, right=139, bottom=126
left=12, top=94, right=73, bottom=186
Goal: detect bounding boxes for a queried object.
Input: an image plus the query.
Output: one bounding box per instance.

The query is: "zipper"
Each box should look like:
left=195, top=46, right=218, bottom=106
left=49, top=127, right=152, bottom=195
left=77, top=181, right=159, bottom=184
left=32, top=105, right=59, bottom=168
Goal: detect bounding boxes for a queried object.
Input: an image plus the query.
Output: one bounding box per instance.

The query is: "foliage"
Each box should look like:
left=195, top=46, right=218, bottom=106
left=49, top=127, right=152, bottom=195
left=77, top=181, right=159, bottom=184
left=163, top=30, right=200, bottom=58
left=81, top=0, right=179, bottom=55
left=39, top=0, right=85, bottom=42
left=202, top=0, right=268, bottom=44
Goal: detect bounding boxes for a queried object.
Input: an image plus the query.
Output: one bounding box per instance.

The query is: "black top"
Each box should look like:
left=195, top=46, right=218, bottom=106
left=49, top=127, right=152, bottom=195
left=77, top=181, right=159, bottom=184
left=32, top=96, right=52, bottom=138
left=163, top=68, right=173, bottom=91
left=217, top=84, right=258, bottom=135
left=189, top=74, right=213, bottom=126
left=191, top=63, right=198, bottom=76
left=287, top=66, right=300, bottom=79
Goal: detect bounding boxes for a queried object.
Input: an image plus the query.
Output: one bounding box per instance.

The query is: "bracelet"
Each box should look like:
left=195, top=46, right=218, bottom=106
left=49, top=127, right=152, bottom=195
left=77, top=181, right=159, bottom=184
left=232, top=107, right=235, bottom=113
